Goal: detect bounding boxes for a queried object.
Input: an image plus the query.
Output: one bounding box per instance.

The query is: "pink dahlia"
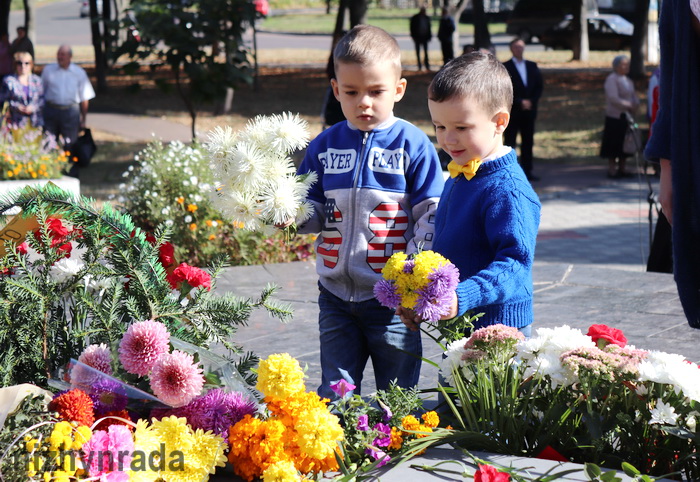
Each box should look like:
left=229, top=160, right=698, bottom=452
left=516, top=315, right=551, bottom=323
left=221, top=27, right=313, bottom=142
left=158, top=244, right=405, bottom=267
left=149, top=350, right=205, bottom=407
left=78, top=343, right=113, bottom=375
left=118, top=320, right=171, bottom=376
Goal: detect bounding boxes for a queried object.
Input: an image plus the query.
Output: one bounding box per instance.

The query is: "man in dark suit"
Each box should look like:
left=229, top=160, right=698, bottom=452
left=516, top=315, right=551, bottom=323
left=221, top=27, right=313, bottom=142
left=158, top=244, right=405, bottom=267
left=503, top=38, right=543, bottom=181
left=410, top=6, right=432, bottom=71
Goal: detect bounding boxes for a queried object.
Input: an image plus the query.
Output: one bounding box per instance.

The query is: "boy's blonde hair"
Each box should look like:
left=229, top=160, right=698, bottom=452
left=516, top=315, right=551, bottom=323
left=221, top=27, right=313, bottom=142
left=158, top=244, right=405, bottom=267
left=333, top=25, right=402, bottom=77
left=428, top=52, right=513, bottom=114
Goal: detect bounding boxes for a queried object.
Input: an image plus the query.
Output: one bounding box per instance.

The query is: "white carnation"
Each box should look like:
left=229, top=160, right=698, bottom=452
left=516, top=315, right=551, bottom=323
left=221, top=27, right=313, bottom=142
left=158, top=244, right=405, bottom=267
left=49, top=258, right=85, bottom=283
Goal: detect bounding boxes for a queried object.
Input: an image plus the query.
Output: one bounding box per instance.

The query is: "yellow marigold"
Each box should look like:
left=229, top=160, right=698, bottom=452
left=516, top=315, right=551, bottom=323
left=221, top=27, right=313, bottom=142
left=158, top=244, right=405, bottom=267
left=388, top=426, right=403, bottom=450
left=266, top=391, right=329, bottom=426
left=401, top=415, right=420, bottom=432
left=421, top=411, right=440, bottom=428
left=381, top=251, right=408, bottom=280
left=189, top=223, right=197, bottom=231
left=176, top=196, right=185, bottom=204
left=262, top=460, right=299, bottom=482
left=256, top=353, right=306, bottom=399
left=187, top=203, right=198, bottom=212
left=294, top=408, right=344, bottom=460
left=400, top=291, right=418, bottom=310
left=52, top=470, right=71, bottom=482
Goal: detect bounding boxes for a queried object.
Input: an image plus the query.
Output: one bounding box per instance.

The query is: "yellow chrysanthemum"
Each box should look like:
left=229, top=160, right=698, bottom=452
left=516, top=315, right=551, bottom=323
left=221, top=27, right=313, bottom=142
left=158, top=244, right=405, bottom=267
left=71, top=425, right=92, bottom=450
left=421, top=411, right=440, bottom=428
left=52, top=470, right=71, bottom=482
left=262, top=460, right=300, bottom=482
left=256, top=353, right=306, bottom=399
left=48, top=421, right=73, bottom=450
left=185, top=429, right=228, bottom=474
left=400, top=291, right=419, bottom=310
left=25, top=437, right=39, bottom=452
left=381, top=251, right=408, bottom=280
left=294, top=408, right=344, bottom=459
left=150, top=416, right=195, bottom=454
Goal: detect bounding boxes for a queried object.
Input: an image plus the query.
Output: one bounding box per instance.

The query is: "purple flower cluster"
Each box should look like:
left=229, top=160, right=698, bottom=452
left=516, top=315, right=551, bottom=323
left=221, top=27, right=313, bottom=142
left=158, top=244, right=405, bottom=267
left=152, top=388, right=257, bottom=438
left=414, top=262, right=460, bottom=323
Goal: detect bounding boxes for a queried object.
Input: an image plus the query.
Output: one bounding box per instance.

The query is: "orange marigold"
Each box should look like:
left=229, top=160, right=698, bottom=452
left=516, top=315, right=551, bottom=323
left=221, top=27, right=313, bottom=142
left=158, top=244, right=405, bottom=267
left=388, top=426, right=403, bottom=450
left=228, top=415, right=287, bottom=481
left=48, top=389, right=95, bottom=427
left=421, top=411, right=440, bottom=428
left=401, top=414, right=420, bottom=432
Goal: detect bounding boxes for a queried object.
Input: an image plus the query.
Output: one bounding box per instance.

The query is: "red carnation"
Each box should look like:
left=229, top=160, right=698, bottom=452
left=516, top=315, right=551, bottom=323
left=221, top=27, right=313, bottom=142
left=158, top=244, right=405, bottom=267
left=34, top=217, right=72, bottom=258
left=16, top=242, right=28, bottom=255
left=474, top=464, right=511, bottom=482
left=587, top=324, right=627, bottom=348
left=94, top=409, right=134, bottom=432
left=49, top=389, right=95, bottom=427
left=158, top=242, right=175, bottom=268
left=166, top=263, right=211, bottom=291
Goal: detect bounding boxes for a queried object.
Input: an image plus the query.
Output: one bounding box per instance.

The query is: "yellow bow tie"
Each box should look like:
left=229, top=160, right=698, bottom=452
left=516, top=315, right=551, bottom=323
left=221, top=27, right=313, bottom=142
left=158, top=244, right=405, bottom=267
left=447, top=159, right=482, bottom=180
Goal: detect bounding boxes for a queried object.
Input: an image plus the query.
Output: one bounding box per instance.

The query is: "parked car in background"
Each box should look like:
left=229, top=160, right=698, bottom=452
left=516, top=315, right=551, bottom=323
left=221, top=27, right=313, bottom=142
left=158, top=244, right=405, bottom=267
left=506, top=0, right=597, bottom=43
left=79, top=0, right=103, bottom=17
left=540, top=13, right=633, bottom=51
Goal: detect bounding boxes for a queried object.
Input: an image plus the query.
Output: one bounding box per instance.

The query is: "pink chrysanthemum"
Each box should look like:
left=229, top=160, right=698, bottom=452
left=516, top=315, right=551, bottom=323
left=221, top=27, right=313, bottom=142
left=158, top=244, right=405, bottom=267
left=149, top=350, right=205, bottom=407
left=78, top=343, right=113, bottom=375
left=118, top=320, right=171, bottom=376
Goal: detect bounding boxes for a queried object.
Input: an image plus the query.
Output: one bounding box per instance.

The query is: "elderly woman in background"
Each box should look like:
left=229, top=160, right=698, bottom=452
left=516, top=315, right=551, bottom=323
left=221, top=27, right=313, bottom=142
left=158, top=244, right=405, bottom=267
left=600, top=55, right=639, bottom=179
left=1, top=51, right=44, bottom=128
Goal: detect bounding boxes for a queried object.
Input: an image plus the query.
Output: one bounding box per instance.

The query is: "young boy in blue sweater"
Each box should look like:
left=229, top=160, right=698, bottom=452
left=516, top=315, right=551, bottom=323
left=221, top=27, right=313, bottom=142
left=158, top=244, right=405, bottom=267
left=296, top=25, right=445, bottom=399
left=402, top=52, right=540, bottom=336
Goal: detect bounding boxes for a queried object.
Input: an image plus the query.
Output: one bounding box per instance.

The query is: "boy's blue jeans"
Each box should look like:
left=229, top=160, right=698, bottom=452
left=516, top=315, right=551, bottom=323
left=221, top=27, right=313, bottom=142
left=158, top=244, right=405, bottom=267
left=317, top=284, right=422, bottom=400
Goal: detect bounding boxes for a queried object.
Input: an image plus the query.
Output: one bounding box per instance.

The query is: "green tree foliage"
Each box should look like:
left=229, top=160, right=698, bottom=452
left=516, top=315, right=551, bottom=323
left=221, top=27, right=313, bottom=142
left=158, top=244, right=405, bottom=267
left=0, top=185, right=292, bottom=386
left=117, top=0, right=258, bottom=139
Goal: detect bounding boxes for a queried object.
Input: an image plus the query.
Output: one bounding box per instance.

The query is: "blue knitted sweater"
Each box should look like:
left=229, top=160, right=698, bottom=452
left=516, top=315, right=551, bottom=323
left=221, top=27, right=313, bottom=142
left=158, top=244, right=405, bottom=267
left=433, top=148, right=541, bottom=329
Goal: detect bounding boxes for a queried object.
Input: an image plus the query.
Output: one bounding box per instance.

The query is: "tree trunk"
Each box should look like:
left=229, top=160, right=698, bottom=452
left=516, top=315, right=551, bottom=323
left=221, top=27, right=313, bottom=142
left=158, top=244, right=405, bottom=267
left=629, top=0, right=650, bottom=80
left=0, top=0, right=9, bottom=37
left=333, top=0, right=348, bottom=40
left=571, top=0, right=589, bottom=61
left=23, top=0, right=33, bottom=40
left=102, top=0, right=113, bottom=68
left=174, top=65, right=197, bottom=141
left=472, top=0, right=491, bottom=49
left=90, top=0, right=108, bottom=92
left=348, top=0, right=368, bottom=28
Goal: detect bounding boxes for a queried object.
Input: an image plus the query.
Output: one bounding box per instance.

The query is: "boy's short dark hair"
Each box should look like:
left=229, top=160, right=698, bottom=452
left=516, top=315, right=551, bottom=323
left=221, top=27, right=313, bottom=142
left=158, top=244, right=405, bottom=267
left=333, top=25, right=402, bottom=77
left=428, top=52, right=513, bottom=114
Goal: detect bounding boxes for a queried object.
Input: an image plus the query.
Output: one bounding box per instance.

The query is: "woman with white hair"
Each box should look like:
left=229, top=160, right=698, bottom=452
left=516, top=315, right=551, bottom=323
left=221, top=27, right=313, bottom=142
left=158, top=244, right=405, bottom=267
left=600, top=54, right=639, bottom=179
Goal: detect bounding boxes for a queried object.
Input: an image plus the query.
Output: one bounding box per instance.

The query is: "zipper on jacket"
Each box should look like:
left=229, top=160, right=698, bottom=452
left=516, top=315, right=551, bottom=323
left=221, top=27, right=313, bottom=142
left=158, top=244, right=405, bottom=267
left=345, top=131, right=369, bottom=302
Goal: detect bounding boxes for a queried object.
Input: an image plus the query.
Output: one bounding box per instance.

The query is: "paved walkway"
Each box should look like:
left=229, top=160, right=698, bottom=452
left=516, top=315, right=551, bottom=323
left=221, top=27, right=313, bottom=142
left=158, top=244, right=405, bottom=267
left=85, top=111, right=699, bottom=394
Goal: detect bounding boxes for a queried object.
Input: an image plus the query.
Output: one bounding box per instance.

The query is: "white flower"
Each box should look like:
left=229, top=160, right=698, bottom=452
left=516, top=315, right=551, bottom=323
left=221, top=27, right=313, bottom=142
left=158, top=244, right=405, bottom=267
left=516, top=325, right=595, bottom=387
left=638, top=351, right=700, bottom=402
left=209, top=190, right=262, bottom=232
left=686, top=412, right=699, bottom=432
left=165, top=219, right=174, bottom=227
left=184, top=215, right=193, bottom=223
left=161, top=208, right=170, bottom=215
left=190, top=176, right=198, bottom=185
left=648, top=399, right=678, bottom=426
left=49, top=258, right=85, bottom=284
left=268, top=112, right=310, bottom=154
left=258, top=176, right=302, bottom=225
left=439, top=337, right=469, bottom=387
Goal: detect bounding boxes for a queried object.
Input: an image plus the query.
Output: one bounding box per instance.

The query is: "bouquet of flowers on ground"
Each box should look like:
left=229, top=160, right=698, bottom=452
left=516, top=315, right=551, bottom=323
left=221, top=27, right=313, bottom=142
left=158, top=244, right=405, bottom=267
left=423, top=322, right=700, bottom=479
left=374, top=250, right=460, bottom=323
left=227, top=353, right=344, bottom=481
left=205, top=112, right=317, bottom=234
left=328, top=378, right=446, bottom=477
left=0, top=385, right=231, bottom=481
left=0, top=123, right=67, bottom=180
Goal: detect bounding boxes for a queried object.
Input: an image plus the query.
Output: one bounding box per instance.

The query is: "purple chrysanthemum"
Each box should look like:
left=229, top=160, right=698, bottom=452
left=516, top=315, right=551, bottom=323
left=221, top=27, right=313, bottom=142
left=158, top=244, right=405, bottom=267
left=373, top=279, right=401, bottom=309
left=118, top=320, right=171, bottom=376
left=414, top=288, right=454, bottom=323
left=427, top=262, right=460, bottom=293
left=90, top=377, right=129, bottom=416
left=155, top=388, right=257, bottom=438
left=149, top=350, right=205, bottom=407
left=402, top=260, right=415, bottom=274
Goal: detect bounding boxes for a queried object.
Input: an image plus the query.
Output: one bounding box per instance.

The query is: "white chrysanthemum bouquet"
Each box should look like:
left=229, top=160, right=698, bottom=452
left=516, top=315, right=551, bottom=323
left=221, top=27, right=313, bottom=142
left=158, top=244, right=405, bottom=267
left=205, top=113, right=317, bottom=234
